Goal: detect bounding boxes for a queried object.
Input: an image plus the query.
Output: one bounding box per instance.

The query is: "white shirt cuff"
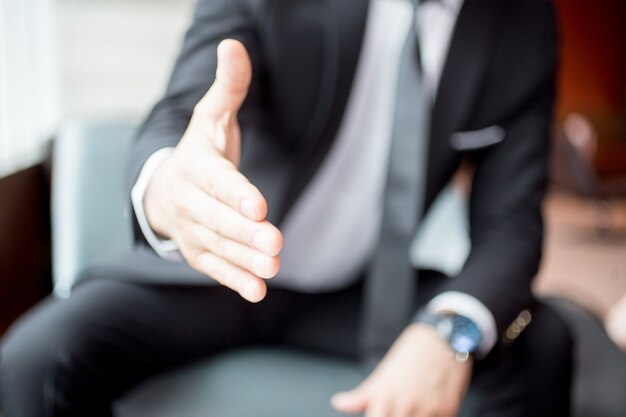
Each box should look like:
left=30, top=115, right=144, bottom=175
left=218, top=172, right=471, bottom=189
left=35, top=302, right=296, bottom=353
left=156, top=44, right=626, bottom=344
left=427, top=291, right=497, bottom=358
left=130, top=147, right=183, bottom=261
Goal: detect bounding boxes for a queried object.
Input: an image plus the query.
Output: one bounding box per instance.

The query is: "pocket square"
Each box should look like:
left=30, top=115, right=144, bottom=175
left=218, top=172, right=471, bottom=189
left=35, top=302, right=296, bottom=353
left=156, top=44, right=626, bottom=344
left=450, top=125, right=505, bottom=151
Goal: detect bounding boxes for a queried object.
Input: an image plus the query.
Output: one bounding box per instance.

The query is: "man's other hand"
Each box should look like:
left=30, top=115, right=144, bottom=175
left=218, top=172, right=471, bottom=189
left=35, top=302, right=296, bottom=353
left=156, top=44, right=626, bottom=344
left=143, top=39, right=283, bottom=303
left=332, top=324, right=472, bottom=417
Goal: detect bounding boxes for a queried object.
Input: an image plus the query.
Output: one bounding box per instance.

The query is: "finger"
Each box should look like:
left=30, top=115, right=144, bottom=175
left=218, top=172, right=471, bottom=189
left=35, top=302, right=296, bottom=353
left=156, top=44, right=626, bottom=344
left=365, top=398, right=392, bottom=417
left=192, top=156, right=268, bottom=222
left=185, top=186, right=282, bottom=256
left=190, top=250, right=266, bottom=302
left=414, top=406, right=440, bottom=417
left=331, top=387, right=369, bottom=414
left=189, top=223, right=280, bottom=279
left=399, top=401, right=422, bottom=417
left=196, top=39, right=252, bottom=121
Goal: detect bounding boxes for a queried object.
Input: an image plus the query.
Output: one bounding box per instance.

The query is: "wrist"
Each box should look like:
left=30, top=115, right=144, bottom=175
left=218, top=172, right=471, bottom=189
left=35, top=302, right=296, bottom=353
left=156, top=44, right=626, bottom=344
left=404, top=323, right=475, bottom=369
left=144, top=155, right=175, bottom=239
left=414, top=311, right=483, bottom=363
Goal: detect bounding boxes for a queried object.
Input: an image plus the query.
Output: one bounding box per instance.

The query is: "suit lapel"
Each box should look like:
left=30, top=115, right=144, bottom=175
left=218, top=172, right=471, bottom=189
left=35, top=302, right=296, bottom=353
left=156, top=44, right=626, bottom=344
left=278, top=0, right=503, bottom=221
left=424, top=0, right=504, bottom=207
left=277, top=0, right=369, bottom=223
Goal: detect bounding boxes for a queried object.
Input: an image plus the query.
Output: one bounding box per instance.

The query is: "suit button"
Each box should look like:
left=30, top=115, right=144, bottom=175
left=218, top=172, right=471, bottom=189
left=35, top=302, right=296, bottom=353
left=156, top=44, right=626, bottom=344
left=503, top=309, right=533, bottom=343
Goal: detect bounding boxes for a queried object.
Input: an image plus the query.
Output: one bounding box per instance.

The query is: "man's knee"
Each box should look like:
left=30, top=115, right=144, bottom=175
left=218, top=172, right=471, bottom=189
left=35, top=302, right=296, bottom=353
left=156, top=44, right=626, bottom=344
left=1, top=303, right=57, bottom=414
left=0, top=298, right=97, bottom=415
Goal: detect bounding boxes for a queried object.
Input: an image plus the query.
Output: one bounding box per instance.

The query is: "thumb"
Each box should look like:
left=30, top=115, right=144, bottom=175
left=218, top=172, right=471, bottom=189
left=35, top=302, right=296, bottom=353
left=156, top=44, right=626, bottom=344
left=198, top=39, right=252, bottom=121
left=331, top=386, right=369, bottom=414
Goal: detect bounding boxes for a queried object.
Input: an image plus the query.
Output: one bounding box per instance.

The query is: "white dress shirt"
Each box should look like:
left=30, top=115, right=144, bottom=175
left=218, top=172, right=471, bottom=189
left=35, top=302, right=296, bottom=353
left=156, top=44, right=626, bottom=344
left=131, top=0, right=497, bottom=356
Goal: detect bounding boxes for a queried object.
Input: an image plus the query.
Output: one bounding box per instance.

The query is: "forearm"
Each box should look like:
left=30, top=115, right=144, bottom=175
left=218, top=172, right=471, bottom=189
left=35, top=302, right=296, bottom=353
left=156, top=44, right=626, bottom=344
left=444, top=65, right=553, bottom=338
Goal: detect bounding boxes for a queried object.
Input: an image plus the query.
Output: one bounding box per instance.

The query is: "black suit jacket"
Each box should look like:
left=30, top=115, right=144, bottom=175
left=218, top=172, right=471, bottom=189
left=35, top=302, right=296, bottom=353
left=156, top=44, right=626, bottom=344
left=120, top=0, right=557, bottom=340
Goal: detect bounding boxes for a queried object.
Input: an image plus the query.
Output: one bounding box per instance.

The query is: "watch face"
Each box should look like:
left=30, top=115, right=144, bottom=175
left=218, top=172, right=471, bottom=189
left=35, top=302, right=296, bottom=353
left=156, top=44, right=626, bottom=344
left=449, top=315, right=483, bottom=354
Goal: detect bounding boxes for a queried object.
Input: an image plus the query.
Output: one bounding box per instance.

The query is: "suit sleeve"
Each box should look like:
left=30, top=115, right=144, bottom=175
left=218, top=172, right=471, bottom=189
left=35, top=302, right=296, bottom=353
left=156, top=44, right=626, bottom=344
left=126, top=0, right=264, bottom=247
left=435, top=3, right=558, bottom=339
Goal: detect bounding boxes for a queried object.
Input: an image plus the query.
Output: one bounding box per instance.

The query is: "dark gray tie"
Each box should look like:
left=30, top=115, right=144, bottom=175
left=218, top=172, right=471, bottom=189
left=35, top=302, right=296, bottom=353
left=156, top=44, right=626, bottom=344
left=361, top=1, right=427, bottom=365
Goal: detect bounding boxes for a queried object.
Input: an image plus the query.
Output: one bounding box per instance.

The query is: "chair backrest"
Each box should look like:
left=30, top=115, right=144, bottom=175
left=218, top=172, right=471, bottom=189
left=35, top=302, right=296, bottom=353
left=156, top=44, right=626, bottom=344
left=52, top=121, right=135, bottom=298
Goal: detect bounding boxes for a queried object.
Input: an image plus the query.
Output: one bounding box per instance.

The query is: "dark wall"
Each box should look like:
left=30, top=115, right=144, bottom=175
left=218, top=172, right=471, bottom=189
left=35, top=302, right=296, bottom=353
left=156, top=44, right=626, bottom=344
left=0, top=164, right=52, bottom=336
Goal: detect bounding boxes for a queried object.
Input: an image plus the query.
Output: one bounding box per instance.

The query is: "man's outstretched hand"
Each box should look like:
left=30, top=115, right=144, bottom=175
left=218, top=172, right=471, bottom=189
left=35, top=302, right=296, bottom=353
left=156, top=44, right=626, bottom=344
left=332, top=324, right=472, bottom=417
left=144, top=39, right=283, bottom=303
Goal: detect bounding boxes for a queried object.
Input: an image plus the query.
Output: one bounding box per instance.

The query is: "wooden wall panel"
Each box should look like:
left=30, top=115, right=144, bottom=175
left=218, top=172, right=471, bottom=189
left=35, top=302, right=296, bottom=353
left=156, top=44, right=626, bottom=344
left=554, top=0, right=626, bottom=178
left=0, top=164, right=52, bottom=336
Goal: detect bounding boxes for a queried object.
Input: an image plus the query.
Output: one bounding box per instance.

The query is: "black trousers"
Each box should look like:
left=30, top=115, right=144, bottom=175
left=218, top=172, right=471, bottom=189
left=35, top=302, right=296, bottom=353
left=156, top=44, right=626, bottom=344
left=0, top=272, right=572, bottom=417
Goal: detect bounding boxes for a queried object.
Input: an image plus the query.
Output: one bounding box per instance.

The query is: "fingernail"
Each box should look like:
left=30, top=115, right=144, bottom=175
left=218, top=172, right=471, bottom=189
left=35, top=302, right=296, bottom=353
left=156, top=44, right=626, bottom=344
left=252, top=254, right=268, bottom=277
left=240, top=198, right=257, bottom=219
left=253, top=230, right=271, bottom=253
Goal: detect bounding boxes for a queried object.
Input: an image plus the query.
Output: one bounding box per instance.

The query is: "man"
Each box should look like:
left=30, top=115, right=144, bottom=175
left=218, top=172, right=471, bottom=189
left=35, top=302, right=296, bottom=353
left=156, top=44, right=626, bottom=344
left=0, top=0, right=572, bottom=416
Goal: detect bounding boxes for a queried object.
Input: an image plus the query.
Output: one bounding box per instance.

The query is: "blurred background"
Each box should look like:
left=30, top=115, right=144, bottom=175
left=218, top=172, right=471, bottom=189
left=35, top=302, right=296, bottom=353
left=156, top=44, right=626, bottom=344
left=0, top=0, right=625, bottom=415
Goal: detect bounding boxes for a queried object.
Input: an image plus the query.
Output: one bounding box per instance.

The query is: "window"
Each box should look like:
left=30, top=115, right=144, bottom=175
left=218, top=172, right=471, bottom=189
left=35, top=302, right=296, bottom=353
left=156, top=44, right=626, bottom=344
left=0, top=0, right=59, bottom=178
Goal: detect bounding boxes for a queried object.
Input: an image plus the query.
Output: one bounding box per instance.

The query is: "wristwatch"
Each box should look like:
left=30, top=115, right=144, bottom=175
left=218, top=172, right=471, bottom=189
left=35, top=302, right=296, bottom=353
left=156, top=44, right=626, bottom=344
left=415, top=311, right=483, bottom=363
